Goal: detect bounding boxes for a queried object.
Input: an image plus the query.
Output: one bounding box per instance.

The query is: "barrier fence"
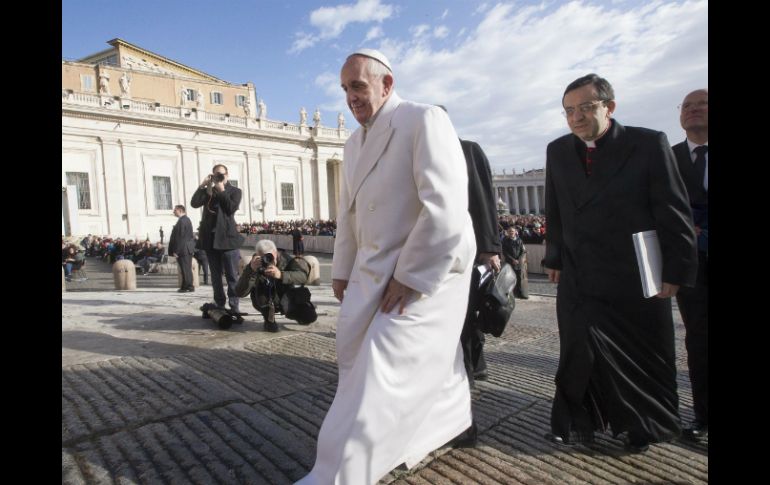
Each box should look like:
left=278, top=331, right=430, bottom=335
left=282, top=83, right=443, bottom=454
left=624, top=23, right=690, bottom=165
left=244, top=234, right=547, bottom=274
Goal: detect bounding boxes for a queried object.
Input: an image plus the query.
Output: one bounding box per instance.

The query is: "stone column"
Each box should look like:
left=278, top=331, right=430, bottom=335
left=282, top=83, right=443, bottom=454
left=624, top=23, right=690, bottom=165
left=315, top=156, right=330, bottom=220
left=245, top=151, right=261, bottom=223
left=512, top=186, right=520, bottom=214
left=119, top=140, right=146, bottom=238
left=179, top=145, right=199, bottom=230
left=99, top=137, right=127, bottom=235
left=537, top=185, right=545, bottom=215
left=300, top=156, right=314, bottom=218
left=533, top=185, right=541, bottom=214
left=523, top=186, right=531, bottom=214
left=259, top=152, right=275, bottom=221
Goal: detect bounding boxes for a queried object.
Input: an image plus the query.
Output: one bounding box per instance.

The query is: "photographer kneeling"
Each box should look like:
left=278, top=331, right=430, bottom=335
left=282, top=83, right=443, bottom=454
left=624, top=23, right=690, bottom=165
left=235, top=239, right=312, bottom=332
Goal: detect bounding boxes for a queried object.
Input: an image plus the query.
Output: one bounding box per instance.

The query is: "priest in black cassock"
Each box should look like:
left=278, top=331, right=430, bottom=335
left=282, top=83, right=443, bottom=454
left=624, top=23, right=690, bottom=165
left=543, top=74, right=697, bottom=453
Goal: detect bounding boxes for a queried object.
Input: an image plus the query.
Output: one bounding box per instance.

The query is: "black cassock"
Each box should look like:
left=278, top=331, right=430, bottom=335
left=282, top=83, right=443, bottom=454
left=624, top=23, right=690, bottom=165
left=544, top=120, right=697, bottom=443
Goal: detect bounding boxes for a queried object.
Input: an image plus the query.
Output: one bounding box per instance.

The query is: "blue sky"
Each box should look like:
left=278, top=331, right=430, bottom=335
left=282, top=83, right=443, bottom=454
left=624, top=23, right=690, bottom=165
left=62, top=0, right=708, bottom=173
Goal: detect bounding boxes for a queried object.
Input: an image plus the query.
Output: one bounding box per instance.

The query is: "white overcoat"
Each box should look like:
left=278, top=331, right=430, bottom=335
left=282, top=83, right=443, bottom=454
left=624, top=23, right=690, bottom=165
left=297, top=93, right=476, bottom=484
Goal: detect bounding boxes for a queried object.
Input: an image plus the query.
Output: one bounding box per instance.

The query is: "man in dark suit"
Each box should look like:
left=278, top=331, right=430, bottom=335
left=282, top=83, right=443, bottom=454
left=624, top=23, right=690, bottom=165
left=501, top=226, right=528, bottom=298
left=672, top=89, right=708, bottom=441
left=459, top=138, right=501, bottom=392
left=191, top=164, right=245, bottom=314
left=168, top=205, right=195, bottom=292
left=543, top=74, right=697, bottom=453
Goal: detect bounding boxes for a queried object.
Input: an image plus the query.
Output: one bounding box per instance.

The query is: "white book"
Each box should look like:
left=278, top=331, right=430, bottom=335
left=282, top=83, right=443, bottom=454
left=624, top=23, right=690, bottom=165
left=632, top=230, right=662, bottom=298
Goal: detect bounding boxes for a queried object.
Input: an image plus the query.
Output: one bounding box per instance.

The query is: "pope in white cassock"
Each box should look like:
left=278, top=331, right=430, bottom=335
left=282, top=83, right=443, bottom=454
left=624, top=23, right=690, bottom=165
left=295, top=49, right=477, bottom=484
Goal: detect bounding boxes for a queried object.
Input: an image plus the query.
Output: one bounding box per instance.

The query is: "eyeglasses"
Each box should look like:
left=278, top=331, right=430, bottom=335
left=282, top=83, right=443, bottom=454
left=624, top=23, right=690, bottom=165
left=562, top=100, right=606, bottom=118
left=677, top=100, right=708, bottom=111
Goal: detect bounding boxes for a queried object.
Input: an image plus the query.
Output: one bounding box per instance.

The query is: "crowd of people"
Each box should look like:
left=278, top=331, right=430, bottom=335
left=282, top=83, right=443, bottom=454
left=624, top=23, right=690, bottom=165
left=232, top=215, right=545, bottom=244
left=236, top=219, right=337, bottom=236
left=62, top=235, right=166, bottom=275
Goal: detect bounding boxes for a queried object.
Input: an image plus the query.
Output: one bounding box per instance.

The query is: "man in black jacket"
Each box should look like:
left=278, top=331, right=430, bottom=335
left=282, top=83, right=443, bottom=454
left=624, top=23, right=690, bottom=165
left=459, top=138, right=501, bottom=390
left=543, top=74, right=697, bottom=453
left=168, top=205, right=195, bottom=292
left=236, top=239, right=311, bottom=332
left=501, top=226, right=528, bottom=298
left=672, top=89, right=708, bottom=441
left=190, top=164, right=245, bottom=313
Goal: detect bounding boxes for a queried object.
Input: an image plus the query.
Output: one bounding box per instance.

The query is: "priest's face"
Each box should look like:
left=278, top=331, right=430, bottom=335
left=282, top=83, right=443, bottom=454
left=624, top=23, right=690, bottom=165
left=563, top=84, right=615, bottom=142
left=340, top=56, right=393, bottom=125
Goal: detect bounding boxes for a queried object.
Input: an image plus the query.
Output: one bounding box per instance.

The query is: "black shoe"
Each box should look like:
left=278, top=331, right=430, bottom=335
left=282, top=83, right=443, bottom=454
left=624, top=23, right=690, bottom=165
left=544, top=431, right=594, bottom=446
left=473, top=369, right=489, bottom=381
left=450, top=422, right=478, bottom=448
left=264, top=320, right=279, bottom=332
left=184, top=287, right=195, bottom=292
left=544, top=433, right=573, bottom=446
left=177, top=288, right=186, bottom=292
left=681, top=421, right=708, bottom=442
left=622, top=434, right=650, bottom=453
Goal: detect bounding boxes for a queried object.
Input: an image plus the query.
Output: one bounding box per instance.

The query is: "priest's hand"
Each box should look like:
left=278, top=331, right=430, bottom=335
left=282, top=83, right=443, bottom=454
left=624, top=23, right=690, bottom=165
left=656, top=282, right=679, bottom=298
left=546, top=268, right=560, bottom=283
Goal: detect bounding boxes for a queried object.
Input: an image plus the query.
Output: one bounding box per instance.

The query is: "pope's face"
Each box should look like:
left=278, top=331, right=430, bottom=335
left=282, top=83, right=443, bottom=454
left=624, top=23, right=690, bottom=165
left=340, top=56, right=392, bottom=125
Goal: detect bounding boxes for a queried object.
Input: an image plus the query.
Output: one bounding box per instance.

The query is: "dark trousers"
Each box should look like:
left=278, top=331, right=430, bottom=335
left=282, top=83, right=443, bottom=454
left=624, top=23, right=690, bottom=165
left=461, top=267, right=487, bottom=388
left=177, top=254, right=194, bottom=290
left=194, top=254, right=209, bottom=283
left=513, top=256, right=529, bottom=298
left=206, top=248, right=241, bottom=310
left=676, top=252, right=708, bottom=424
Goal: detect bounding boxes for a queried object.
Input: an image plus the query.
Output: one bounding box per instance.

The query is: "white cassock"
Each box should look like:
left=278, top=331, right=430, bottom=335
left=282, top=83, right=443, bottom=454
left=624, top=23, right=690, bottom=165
left=296, top=92, right=476, bottom=484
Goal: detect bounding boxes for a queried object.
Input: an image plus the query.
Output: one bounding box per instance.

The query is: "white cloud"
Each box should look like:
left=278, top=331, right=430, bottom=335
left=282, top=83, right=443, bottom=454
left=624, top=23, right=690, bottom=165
left=440, top=9, right=449, bottom=20
left=313, top=0, right=393, bottom=37
left=381, top=0, right=707, bottom=172
left=290, top=0, right=394, bottom=53
left=433, top=26, right=449, bottom=39
left=410, top=24, right=430, bottom=38
left=474, top=3, right=489, bottom=16
left=365, top=26, right=384, bottom=42
left=289, top=32, right=315, bottom=54
left=315, top=71, right=349, bottom=113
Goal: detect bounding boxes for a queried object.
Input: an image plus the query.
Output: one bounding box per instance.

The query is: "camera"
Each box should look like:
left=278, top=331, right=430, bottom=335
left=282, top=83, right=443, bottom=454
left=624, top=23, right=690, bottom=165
left=256, top=252, right=276, bottom=280
left=212, top=172, right=225, bottom=183
left=261, top=252, right=275, bottom=267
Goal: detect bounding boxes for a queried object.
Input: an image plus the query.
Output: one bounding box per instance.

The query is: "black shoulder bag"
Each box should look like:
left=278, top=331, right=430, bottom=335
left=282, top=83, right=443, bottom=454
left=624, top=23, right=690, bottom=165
left=477, top=263, right=517, bottom=337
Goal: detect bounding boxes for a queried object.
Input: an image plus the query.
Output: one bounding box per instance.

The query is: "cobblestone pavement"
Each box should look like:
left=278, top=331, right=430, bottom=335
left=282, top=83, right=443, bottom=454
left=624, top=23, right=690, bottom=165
left=62, top=253, right=707, bottom=484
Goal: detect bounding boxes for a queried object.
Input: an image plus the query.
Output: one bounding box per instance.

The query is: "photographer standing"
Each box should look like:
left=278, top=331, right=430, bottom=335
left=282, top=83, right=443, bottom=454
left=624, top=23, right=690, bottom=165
left=235, top=239, right=310, bottom=332
left=190, top=164, right=244, bottom=314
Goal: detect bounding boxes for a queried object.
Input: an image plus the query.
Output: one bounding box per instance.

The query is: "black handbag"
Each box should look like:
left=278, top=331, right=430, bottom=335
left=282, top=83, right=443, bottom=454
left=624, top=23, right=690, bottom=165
left=477, top=263, right=517, bottom=337
left=281, top=286, right=318, bottom=325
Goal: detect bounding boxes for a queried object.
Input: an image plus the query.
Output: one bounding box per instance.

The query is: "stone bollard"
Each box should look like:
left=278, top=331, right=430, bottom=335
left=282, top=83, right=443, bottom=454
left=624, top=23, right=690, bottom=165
left=113, top=259, right=137, bottom=290
left=62, top=266, right=66, bottom=292
left=302, top=255, right=321, bottom=285
left=239, top=255, right=250, bottom=275
left=177, top=258, right=200, bottom=287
